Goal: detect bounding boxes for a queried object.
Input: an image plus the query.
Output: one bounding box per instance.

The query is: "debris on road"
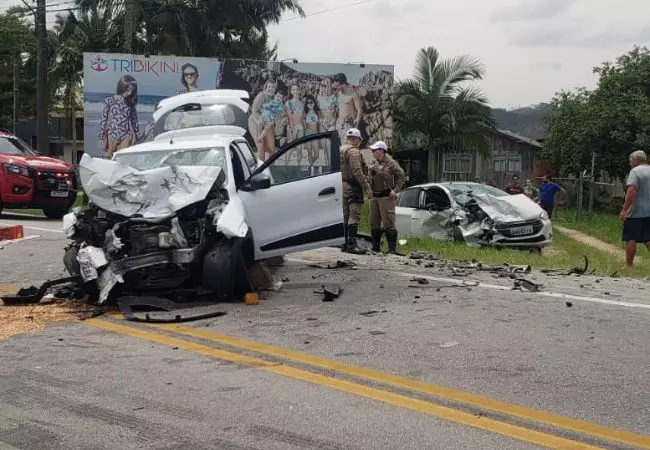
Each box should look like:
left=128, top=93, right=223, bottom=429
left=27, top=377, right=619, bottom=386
left=313, top=285, right=342, bottom=302
left=0, top=276, right=82, bottom=305
left=117, top=296, right=227, bottom=323
left=0, top=298, right=109, bottom=340
left=512, top=278, right=543, bottom=292
left=308, top=260, right=357, bottom=270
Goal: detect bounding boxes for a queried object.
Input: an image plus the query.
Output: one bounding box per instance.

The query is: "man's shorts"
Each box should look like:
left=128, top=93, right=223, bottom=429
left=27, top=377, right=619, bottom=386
left=622, top=217, right=650, bottom=243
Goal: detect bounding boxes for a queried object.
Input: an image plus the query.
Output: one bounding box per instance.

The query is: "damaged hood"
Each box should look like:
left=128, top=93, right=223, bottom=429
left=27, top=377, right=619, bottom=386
left=471, top=193, right=544, bottom=222
left=78, top=154, right=223, bottom=218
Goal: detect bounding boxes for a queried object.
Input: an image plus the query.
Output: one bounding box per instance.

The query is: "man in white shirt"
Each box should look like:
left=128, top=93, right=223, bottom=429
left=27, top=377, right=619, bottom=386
left=620, top=150, right=650, bottom=266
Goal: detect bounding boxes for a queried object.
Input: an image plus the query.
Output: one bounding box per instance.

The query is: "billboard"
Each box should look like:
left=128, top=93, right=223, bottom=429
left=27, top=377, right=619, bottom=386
left=83, top=53, right=222, bottom=157
left=218, top=60, right=394, bottom=165
left=83, top=53, right=394, bottom=163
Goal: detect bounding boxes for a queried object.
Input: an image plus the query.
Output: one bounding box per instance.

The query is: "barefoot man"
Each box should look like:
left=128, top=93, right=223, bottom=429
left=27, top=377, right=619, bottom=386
left=332, top=73, right=364, bottom=144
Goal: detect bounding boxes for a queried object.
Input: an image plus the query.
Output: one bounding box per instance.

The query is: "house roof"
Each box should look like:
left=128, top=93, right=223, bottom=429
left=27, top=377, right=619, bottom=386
left=493, top=128, right=543, bottom=148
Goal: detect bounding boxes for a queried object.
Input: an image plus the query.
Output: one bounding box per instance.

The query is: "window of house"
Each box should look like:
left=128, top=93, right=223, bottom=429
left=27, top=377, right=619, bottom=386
left=493, top=152, right=521, bottom=173
left=443, top=152, right=472, bottom=174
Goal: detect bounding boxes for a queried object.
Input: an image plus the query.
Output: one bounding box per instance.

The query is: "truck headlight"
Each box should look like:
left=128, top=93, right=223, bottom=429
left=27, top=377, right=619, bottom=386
left=3, top=163, right=30, bottom=177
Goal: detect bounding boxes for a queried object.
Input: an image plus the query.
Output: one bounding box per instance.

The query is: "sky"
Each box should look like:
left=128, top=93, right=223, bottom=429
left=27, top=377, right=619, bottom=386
left=2, top=0, right=648, bottom=109
left=267, top=0, right=650, bottom=109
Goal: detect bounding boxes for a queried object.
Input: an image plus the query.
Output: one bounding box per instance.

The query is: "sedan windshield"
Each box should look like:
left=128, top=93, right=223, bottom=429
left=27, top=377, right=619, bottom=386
left=0, top=136, right=38, bottom=155
left=113, top=147, right=228, bottom=181
left=447, top=183, right=509, bottom=205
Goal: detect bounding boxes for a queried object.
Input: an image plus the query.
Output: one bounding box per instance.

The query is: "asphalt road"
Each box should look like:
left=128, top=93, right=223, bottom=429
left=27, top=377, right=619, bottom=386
left=1, top=213, right=650, bottom=450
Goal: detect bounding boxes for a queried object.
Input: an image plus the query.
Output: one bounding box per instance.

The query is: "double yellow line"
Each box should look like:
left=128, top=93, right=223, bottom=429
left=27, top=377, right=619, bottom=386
left=86, top=316, right=650, bottom=450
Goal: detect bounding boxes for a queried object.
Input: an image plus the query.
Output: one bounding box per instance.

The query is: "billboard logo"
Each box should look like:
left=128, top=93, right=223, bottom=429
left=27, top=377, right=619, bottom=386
left=90, top=55, right=108, bottom=72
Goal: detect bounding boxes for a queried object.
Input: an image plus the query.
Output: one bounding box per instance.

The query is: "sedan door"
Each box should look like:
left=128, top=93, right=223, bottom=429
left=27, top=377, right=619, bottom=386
left=394, top=187, right=422, bottom=237
left=237, top=131, right=345, bottom=260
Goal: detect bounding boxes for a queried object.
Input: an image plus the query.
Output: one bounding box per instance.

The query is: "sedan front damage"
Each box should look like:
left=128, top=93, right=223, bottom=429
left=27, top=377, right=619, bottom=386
left=63, top=155, right=252, bottom=304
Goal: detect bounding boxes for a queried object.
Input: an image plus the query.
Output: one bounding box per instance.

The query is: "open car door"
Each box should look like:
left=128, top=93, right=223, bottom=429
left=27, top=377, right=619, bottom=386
left=237, top=131, right=345, bottom=260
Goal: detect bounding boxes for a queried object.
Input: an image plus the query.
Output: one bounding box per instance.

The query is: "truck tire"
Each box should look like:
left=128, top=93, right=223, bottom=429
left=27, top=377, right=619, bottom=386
left=42, top=206, right=68, bottom=220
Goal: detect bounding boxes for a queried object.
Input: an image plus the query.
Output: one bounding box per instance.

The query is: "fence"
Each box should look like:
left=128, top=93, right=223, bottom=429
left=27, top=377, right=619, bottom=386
left=532, top=174, right=623, bottom=220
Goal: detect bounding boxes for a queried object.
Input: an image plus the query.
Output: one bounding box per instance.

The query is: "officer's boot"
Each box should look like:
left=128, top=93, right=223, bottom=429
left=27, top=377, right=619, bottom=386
left=386, top=229, right=398, bottom=254
left=346, top=224, right=366, bottom=255
left=341, top=218, right=349, bottom=252
left=370, top=228, right=383, bottom=252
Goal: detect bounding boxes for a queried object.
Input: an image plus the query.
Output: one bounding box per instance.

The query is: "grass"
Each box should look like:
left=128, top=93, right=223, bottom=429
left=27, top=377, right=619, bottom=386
left=552, top=209, right=624, bottom=247
left=358, top=203, right=650, bottom=278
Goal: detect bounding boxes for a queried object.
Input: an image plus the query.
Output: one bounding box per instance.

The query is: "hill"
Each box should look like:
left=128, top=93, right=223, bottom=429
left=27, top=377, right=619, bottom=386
left=490, top=103, right=552, bottom=141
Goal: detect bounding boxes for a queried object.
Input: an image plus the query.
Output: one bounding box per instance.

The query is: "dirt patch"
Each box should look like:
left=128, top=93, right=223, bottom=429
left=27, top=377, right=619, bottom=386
left=554, top=225, right=634, bottom=260
left=0, top=286, right=105, bottom=340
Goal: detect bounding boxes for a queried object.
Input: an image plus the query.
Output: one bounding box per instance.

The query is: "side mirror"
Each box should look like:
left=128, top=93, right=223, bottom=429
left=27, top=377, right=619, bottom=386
left=247, top=173, right=271, bottom=191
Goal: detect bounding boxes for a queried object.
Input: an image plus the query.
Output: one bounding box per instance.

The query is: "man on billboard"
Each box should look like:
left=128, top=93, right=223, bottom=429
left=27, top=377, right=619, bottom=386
left=332, top=73, right=364, bottom=143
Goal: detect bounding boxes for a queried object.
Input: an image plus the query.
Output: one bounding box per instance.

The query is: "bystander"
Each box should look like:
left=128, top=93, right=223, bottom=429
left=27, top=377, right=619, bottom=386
left=504, top=175, right=524, bottom=195
left=619, top=150, right=650, bottom=267
left=539, top=174, right=564, bottom=218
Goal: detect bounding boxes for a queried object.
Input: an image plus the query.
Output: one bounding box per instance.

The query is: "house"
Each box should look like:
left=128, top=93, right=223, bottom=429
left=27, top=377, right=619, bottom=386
left=391, top=128, right=543, bottom=188
left=13, top=113, right=85, bottom=165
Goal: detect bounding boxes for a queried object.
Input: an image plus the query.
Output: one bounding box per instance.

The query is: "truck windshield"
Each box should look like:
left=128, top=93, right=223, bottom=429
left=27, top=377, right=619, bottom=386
left=113, top=147, right=228, bottom=182
left=0, top=136, right=38, bottom=155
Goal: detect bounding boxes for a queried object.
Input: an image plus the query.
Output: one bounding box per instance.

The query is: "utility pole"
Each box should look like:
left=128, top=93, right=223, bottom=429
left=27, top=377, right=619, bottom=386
left=123, top=0, right=134, bottom=52
left=36, top=0, right=48, bottom=154
left=13, top=56, right=18, bottom=134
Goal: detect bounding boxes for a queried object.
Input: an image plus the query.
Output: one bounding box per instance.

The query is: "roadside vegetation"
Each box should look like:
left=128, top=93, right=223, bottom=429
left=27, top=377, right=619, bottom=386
left=358, top=204, right=650, bottom=278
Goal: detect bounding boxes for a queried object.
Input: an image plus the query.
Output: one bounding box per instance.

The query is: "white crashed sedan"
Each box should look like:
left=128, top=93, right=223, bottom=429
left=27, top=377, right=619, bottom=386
left=395, top=182, right=552, bottom=249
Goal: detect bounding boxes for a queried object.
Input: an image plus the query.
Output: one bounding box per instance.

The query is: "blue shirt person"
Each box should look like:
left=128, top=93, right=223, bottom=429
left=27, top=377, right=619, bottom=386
left=539, top=174, right=563, bottom=217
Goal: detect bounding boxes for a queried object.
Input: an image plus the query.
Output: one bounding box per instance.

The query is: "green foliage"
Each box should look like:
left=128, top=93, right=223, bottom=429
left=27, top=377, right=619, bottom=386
left=392, top=47, right=497, bottom=158
left=0, top=9, right=37, bottom=128
left=543, top=46, right=650, bottom=181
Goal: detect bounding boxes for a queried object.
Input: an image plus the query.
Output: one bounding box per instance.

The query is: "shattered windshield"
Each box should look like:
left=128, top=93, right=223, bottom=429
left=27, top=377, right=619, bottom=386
left=113, top=147, right=228, bottom=181
left=0, top=136, right=38, bottom=155
left=447, top=183, right=509, bottom=205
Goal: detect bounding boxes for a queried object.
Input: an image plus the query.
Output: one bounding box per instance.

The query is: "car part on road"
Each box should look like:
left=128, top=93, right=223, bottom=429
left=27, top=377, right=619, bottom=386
left=308, top=260, right=357, bottom=270
left=541, top=255, right=589, bottom=276
left=0, top=275, right=82, bottom=305
left=117, top=295, right=227, bottom=322
left=512, top=278, right=543, bottom=292
left=311, top=285, right=342, bottom=302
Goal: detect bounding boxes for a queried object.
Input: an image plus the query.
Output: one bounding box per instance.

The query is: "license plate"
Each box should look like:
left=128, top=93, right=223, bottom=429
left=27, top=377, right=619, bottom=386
left=50, top=191, right=69, bottom=198
left=510, top=225, right=533, bottom=236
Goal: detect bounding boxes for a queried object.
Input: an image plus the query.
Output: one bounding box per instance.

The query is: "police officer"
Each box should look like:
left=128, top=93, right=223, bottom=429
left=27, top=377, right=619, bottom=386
left=367, top=140, right=405, bottom=253
left=340, top=128, right=372, bottom=254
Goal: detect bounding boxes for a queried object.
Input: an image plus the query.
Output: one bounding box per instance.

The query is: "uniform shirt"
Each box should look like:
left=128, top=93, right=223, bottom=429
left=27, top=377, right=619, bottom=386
left=626, top=163, right=650, bottom=218
left=539, top=181, right=561, bottom=206
left=368, top=154, right=406, bottom=193
left=341, top=143, right=370, bottom=192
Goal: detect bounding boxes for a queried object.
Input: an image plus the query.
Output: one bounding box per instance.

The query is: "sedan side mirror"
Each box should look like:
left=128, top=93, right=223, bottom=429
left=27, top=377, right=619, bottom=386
left=247, top=173, right=271, bottom=191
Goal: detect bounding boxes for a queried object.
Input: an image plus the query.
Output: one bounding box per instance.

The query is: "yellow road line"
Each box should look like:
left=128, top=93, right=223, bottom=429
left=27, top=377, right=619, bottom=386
left=84, top=318, right=601, bottom=450
left=144, top=321, right=650, bottom=450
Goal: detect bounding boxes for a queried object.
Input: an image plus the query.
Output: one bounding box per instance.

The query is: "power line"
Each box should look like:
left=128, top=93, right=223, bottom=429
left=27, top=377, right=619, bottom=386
left=281, top=0, right=381, bottom=23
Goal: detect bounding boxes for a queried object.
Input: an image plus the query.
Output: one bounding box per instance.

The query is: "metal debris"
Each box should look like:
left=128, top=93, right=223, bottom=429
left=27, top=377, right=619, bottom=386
left=308, top=260, right=357, bottom=270
left=117, top=296, right=227, bottom=322
left=512, top=278, right=543, bottom=292
left=312, top=285, right=342, bottom=302
left=0, top=276, right=82, bottom=305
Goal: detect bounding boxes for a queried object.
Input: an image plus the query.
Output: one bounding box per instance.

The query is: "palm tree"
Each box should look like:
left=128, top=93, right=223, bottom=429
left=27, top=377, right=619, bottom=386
left=392, top=46, right=496, bottom=180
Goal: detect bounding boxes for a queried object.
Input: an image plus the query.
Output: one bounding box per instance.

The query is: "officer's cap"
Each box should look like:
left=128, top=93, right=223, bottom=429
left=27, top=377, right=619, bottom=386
left=369, top=140, right=388, bottom=151
left=346, top=128, right=362, bottom=138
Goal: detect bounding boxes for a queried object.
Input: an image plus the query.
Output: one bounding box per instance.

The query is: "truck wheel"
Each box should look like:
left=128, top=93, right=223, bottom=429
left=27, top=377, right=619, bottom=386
left=42, top=207, right=68, bottom=220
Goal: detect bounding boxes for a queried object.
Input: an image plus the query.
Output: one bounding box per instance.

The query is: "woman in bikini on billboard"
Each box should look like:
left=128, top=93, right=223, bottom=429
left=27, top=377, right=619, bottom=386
left=98, top=75, right=144, bottom=158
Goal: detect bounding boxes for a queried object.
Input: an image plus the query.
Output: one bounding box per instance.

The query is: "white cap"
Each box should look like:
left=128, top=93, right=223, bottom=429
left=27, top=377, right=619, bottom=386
left=369, top=140, right=388, bottom=151
left=346, top=128, right=362, bottom=139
